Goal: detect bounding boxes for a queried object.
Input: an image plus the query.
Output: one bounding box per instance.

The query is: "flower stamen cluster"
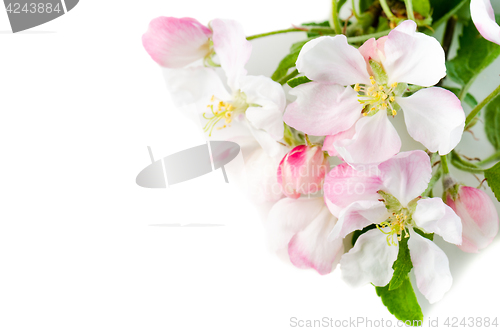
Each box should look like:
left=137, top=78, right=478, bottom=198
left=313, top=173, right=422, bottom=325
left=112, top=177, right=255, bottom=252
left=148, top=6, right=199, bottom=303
left=355, top=77, right=399, bottom=117
left=203, top=92, right=249, bottom=135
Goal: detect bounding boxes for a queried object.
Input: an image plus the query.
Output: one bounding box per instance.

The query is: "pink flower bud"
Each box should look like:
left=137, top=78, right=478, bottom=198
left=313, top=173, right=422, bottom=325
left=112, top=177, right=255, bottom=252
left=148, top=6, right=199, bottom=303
left=277, top=145, right=330, bottom=199
left=446, top=186, right=499, bottom=253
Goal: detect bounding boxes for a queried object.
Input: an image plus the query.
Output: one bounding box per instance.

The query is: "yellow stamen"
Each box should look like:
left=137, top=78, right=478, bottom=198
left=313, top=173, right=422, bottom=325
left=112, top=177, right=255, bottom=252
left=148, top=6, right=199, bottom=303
left=354, top=83, right=360, bottom=92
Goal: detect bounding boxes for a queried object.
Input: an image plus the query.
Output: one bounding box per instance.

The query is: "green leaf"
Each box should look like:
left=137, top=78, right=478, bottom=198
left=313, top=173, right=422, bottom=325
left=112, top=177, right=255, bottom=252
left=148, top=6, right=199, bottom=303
left=413, top=227, right=434, bottom=241
left=375, top=277, right=424, bottom=323
left=484, top=95, right=500, bottom=151
left=388, top=236, right=413, bottom=290
left=429, top=0, right=463, bottom=23
left=271, top=38, right=315, bottom=82
left=443, top=86, right=478, bottom=108
left=301, top=21, right=330, bottom=38
left=359, top=0, right=374, bottom=12
left=287, top=76, right=312, bottom=88
left=484, top=162, right=500, bottom=202
left=446, top=19, right=500, bottom=88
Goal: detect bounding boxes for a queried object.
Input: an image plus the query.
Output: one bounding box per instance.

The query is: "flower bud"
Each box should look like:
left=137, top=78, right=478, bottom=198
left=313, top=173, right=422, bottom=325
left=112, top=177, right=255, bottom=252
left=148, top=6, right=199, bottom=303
left=446, top=186, right=499, bottom=253
left=277, top=145, right=330, bottom=199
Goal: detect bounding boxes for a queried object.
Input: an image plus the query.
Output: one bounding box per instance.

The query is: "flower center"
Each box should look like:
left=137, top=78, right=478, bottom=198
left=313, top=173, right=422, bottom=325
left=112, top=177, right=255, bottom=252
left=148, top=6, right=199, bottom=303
left=355, top=76, right=399, bottom=117
left=203, top=91, right=248, bottom=136
left=377, top=208, right=412, bottom=246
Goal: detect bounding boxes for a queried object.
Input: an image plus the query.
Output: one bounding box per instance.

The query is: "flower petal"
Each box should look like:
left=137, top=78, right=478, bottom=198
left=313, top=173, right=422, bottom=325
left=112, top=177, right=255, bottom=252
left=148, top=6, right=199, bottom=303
left=284, top=82, right=362, bottom=136
left=340, top=229, right=399, bottom=287
left=241, top=75, right=286, bottom=140
left=211, top=19, right=252, bottom=90
left=358, top=36, right=387, bottom=72
left=471, top=0, right=500, bottom=45
left=329, top=200, right=389, bottom=241
left=322, top=126, right=356, bottom=158
left=408, top=228, right=453, bottom=304
left=288, top=204, right=344, bottom=275
left=333, top=109, right=401, bottom=166
left=383, top=20, right=446, bottom=86
left=142, top=17, right=212, bottom=68
left=323, top=163, right=383, bottom=217
left=414, top=198, right=463, bottom=245
left=378, top=150, right=432, bottom=206
left=296, top=36, right=371, bottom=85
left=446, top=186, right=499, bottom=253
left=267, top=197, right=325, bottom=251
left=397, top=87, right=465, bottom=155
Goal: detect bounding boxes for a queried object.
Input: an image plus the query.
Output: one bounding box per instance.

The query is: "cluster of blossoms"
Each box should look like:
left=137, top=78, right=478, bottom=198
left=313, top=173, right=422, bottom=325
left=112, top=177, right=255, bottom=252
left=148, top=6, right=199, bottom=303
left=142, top=0, right=500, bottom=321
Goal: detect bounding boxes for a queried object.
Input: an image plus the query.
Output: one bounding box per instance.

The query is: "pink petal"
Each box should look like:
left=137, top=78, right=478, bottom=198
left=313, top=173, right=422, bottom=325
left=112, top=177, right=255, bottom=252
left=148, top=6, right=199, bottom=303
left=211, top=19, right=252, bottom=90
left=471, top=0, right=500, bottom=45
left=340, top=229, right=399, bottom=287
left=333, top=110, right=401, bottom=166
left=413, top=198, right=462, bottom=245
left=397, top=87, right=465, bottom=155
left=408, top=228, right=453, bottom=304
left=377, top=150, right=432, bottom=206
left=267, top=197, right=325, bottom=251
left=284, top=82, right=362, bottom=136
left=288, top=204, right=344, bottom=275
left=142, top=17, right=212, bottom=68
left=383, top=20, right=446, bottom=86
left=447, top=186, right=500, bottom=253
left=322, top=126, right=356, bottom=158
left=323, top=163, right=383, bottom=217
left=296, top=36, right=371, bottom=85
left=329, top=200, right=389, bottom=241
left=358, top=36, right=388, bottom=74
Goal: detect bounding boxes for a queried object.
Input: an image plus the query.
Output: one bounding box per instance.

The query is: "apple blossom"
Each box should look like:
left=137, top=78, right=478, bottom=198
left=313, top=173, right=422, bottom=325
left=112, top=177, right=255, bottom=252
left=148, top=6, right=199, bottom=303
left=284, top=20, right=465, bottom=166
left=471, top=0, right=500, bottom=45
left=446, top=185, right=499, bottom=253
left=277, top=145, right=330, bottom=199
left=267, top=197, right=344, bottom=275
left=325, top=150, right=462, bottom=303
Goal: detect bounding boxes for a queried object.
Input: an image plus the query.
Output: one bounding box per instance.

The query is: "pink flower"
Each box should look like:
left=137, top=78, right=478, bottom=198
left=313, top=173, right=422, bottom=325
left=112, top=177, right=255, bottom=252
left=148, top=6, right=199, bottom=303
left=267, top=197, right=344, bottom=275
left=283, top=20, right=465, bottom=166
left=446, top=186, right=499, bottom=253
left=277, top=145, right=330, bottom=199
left=142, top=17, right=251, bottom=87
left=324, top=150, right=462, bottom=303
left=471, top=0, right=500, bottom=45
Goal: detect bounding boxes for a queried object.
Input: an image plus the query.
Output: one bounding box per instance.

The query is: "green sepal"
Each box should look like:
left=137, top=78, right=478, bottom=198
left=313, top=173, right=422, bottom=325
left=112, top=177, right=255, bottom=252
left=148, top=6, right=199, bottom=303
left=378, top=190, right=402, bottom=212
left=388, top=236, right=413, bottom=290
left=287, top=76, right=312, bottom=88
left=369, top=60, right=388, bottom=85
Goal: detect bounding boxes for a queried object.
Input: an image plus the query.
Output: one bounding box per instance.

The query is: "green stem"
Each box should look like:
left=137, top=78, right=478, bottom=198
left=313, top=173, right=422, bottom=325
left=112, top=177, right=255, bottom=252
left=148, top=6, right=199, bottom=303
left=477, top=150, right=500, bottom=166
left=379, top=0, right=396, bottom=21
left=450, top=151, right=485, bottom=174
left=346, top=29, right=392, bottom=43
left=465, top=83, right=500, bottom=127
left=330, top=0, right=343, bottom=34
left=423, top=165, right=442, bottom=197
left=404, top=0, right=415, bottom=21
left=440, top=155, right=450, bottom=174
left=458, top=78, right=475, bottom=102
left=246, top=27, right=337, bottom=40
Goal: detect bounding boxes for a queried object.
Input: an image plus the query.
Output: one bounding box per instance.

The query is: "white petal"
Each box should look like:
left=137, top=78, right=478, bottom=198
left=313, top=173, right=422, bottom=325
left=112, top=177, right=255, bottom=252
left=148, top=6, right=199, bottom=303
left=471, top=0, right=500, bottom=45
left=397, top=87, right=465, bottom=155
left=240, top=75, right=286, bottom=140
left=329, top=200, right=389, bottom=241
left=296, top=36, right=371, bottom=85
left=267, top=197, right=325, bottom=251
left=413, top=198, right=463, bottom=245
left=246, top=121, right=285, bottom=158
left=334, top=109, right=401, bottom=166
left=323, top=162, right=383, bottom=217
left=284, top=82, right=362, bottom=136
left=211, top=19, right=252, bottom=90
left=288, top=205, right=344, bottom=275
left=340, top=229, right=399, bottom=287
left=378, top=150, right=432, bottom=206
left=383, top=20, right=446, bottom=86
left=408, top=228, right=453, bottom=304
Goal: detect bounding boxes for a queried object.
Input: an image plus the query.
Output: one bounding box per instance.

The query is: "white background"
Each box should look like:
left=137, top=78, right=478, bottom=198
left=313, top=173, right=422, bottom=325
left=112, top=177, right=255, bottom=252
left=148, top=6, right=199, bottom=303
left=1, top=1, right=500, bottom=330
